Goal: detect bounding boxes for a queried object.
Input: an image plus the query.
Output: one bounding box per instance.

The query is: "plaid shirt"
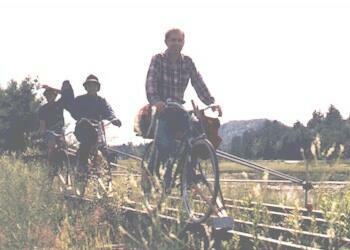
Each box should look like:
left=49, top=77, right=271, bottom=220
left=146, top=52, right=215, bottom=105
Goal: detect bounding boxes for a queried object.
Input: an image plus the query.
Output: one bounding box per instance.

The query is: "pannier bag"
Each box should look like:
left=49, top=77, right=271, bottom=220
left=193, top=113, right=222, bottom=160
left=134, top=104, right=155, bottom=139
left=202, top=113, right=222, bottom=149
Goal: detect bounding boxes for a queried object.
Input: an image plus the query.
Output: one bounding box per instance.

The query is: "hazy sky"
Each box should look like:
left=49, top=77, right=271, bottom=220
left=1, top=0, right=350, bottom=144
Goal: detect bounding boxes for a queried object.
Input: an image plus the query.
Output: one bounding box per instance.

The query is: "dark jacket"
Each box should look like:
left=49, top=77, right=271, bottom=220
left=71, top=94, right=116, bottom=121
left=38, top=81, right=74, bottom=130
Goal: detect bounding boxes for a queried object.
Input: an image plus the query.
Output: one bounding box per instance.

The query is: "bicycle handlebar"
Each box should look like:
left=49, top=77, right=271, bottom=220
left=165, top=100, right=222, bottom=117
left=78, top=118, right=113, bottom=127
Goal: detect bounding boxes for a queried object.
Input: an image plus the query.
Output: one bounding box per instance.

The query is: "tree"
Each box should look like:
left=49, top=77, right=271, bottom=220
left=0, top=77, right=41, bottom=152
left=324, top=105, right=343, bottom=126
left=307, top=110, right=324, bottom=130
left=230, top=135, right=243, bottom=156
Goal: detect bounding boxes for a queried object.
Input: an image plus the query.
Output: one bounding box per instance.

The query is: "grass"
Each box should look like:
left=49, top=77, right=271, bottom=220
left=0, top=153, right=208, bottom=249
left=118, top=154, right=350, bottom=248
left=218, top=159, right=350, bottom=180
left=119, top=158, right=350, bottom=181
left=1, top=148, right=350, bottom=249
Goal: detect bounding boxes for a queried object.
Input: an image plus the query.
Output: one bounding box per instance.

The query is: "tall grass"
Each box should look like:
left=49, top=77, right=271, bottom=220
left=0, top=154, right=119, bottom=248
left=0, top=154, right=208, bottom=249
left=2, top=142, right=350, bottom=249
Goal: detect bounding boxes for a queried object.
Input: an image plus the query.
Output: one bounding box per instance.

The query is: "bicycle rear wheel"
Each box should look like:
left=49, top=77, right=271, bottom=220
left=50, top=149, right=72, bottom=192
left=181, top=139, right=219, bottom=224
left=140, top=142, right=166, bottom=212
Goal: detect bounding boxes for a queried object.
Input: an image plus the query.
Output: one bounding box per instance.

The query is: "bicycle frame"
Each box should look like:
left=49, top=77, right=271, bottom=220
left=46, top=130, right=66, bottom=149
left=77, top=118, right=107, bottom=147
left=150, top=100, right=219, bottom=189
left=44, top=129, right=72, bottom=188
left=142, top=100, right=226, bottom=223
left=75, top=118, right=113, bottom=197
left=158, top=100, right=219, bottom=145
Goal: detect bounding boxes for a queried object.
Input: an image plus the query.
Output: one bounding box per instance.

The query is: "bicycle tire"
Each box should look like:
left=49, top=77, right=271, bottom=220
left=89, top=149, right=112, bottom=198
left=97, top=148, right=113, bottom=197
left=181, top=138, right=219, bottom=224
left=75, top=148, right=88, bottom=197
left=50, top=149, right=72, bottom=192
left=140, top=142, right=166, bottom=212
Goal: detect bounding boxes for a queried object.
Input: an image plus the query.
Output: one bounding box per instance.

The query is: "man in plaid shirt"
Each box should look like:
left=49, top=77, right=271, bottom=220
left=146, top=29, right=215, bottom=109
left=145, top=28, right=220, bottom=166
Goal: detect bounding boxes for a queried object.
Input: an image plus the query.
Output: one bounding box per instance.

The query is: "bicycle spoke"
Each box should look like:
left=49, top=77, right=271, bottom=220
left=182, top=139, right=219, bottom=224
left=140, top=142, right=169, bottom=212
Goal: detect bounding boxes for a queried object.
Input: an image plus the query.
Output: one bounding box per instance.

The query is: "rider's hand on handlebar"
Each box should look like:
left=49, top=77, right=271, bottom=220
left=212, top=105, right=223, bottom=117
left=153, top=101, right=166, bottom=113
left=111, top=119, right=122, bottom=127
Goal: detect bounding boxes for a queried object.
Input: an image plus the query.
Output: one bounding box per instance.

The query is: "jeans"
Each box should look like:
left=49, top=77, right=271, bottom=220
left=154, top=108, right=188, bottom=162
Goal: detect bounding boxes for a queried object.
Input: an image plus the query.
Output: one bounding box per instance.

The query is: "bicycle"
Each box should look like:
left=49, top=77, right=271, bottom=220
left=140, top=100, right=222, bottom=224
left=42, top=129, right=73, bottom=192
left=74, top=118, right=114, bottom=198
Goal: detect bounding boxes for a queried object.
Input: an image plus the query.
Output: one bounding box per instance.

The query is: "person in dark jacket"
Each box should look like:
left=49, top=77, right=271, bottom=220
left=70, top=74, right=121, bottom=177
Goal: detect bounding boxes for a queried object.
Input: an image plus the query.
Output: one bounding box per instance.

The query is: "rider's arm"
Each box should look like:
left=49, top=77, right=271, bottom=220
left=60, top=80, right=75, bottom=112
left=100, top=97, right=117, bottom=121
left=146, top=55, right=162, bottom=105
left=187, top=57, right=215, bottom=106
left=41, top=84, right=61, bottom=93
left=69, top=97, right=83, bottom=121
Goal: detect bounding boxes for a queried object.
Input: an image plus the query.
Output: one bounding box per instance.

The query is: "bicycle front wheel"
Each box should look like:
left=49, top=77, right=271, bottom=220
left=181, top=139, right=219, bottom=224
left=93, top=149, right=113, bottom=198
left=140, top=142, right=165, bottom=212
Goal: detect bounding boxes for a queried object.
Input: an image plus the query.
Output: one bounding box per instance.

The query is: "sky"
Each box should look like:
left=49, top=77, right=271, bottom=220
left=1, top=0, right=350, bottom=144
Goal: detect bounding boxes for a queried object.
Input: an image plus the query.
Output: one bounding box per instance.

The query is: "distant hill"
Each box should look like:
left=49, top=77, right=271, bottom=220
left=218, top=119, right=268, bottom=151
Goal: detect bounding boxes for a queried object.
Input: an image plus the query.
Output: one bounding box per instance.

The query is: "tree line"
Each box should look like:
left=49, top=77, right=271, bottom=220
left=1, top=78, right=350, bottom=161
left=230, top=105, right=350, bottom=160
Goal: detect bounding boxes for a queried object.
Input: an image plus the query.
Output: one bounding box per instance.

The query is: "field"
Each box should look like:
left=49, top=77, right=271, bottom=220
left=1, top=152, right=350, bottom=249
left=219, top=159, right=350, bottom=180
